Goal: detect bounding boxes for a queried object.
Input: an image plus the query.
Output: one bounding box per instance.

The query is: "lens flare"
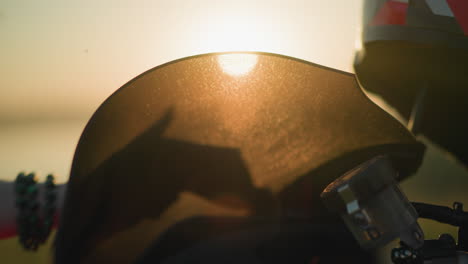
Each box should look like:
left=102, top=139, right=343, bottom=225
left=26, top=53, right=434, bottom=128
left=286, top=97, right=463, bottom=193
left=217, top=54, right=258, bottom=76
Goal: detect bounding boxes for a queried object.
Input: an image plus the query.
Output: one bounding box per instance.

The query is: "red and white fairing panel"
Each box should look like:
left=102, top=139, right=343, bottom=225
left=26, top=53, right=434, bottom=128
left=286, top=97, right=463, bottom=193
left=365, top=0, right=468, bottom=35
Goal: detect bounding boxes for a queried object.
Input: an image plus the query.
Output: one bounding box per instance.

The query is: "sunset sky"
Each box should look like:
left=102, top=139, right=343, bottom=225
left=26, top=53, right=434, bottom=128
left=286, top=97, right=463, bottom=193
left=1, top=0, right=363, bottom=121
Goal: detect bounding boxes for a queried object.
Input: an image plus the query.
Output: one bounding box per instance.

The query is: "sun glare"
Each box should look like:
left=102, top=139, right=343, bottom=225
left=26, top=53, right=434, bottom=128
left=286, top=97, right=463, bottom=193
left=183, top=11, right=287, bottom=56
left=217, top=54, right=258, bottom=76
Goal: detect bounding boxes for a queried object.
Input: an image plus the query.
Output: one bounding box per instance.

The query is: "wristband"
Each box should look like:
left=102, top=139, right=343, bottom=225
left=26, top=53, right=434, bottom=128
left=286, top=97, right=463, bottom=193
left=14, top=172, right=56, bottom=251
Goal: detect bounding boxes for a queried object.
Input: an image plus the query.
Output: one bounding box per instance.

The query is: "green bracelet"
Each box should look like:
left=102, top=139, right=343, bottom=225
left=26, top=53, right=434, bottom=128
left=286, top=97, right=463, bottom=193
left=41, top=174, right=56, bottom=242
left=14, top=172, right=57, bottom=251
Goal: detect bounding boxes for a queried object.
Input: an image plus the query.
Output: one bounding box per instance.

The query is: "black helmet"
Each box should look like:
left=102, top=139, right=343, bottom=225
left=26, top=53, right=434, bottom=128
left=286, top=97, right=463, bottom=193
left=55, top=52, right=424, bottom=264
left=355, top=0, right=468, bottom=164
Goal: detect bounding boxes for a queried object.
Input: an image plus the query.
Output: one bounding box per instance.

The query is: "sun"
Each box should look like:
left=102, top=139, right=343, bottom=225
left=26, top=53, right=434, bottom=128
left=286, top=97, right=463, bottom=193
left=217, top=54, right=258, bottom=76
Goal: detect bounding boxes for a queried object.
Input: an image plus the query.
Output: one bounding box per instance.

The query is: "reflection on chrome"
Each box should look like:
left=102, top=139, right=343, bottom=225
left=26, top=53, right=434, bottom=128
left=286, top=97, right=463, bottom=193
left=217, top=54, right=258, bottom=76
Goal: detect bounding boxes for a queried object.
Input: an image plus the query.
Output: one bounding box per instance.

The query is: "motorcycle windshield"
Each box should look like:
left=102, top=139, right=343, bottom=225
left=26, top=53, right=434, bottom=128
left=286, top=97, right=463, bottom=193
left=56, top=52, right=424, bottom=264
